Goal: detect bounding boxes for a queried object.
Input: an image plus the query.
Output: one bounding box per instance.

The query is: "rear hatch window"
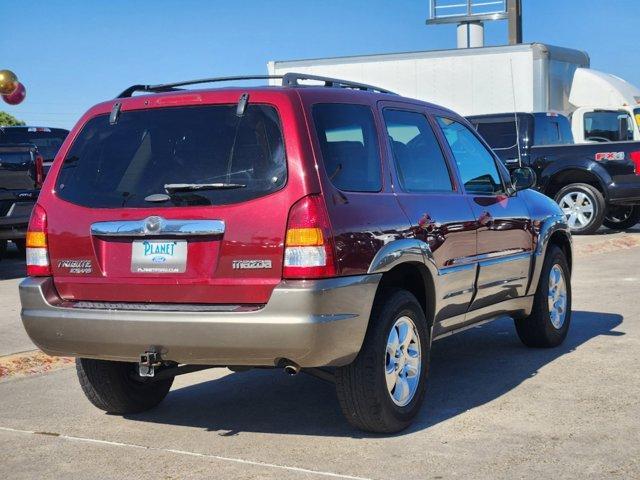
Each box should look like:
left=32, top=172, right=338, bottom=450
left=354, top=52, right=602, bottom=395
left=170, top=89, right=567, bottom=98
left=56, top=105, right=286, bottom=208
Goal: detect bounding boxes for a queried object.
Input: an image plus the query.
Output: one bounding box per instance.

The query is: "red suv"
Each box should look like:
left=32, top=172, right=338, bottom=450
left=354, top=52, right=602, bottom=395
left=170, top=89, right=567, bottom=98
left=20, top=74, right=573, bottom=433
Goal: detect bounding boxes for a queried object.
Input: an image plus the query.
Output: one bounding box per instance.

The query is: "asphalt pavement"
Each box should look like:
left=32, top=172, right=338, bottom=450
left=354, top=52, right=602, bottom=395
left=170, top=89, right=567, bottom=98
left=1, top=231, right=639, bottom=479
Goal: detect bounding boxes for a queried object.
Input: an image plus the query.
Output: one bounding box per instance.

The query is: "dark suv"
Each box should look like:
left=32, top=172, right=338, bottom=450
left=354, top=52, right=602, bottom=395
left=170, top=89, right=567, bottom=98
left=19, top=74, right=573, bottom=433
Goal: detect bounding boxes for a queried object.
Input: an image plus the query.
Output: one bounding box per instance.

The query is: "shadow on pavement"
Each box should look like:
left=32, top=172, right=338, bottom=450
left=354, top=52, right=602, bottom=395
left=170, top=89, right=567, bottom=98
left=0, top=244, right=26, bottom=280
left=126, top=310, right=623, bottom=437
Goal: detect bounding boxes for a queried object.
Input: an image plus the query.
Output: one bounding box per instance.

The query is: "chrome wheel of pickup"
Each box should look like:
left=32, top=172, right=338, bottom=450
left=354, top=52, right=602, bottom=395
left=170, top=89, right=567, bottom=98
left=559, top=191, right=594, bottom=229
left=385, top=316, right=421, bottom=407
left=548, top=264, right=568, bottom=329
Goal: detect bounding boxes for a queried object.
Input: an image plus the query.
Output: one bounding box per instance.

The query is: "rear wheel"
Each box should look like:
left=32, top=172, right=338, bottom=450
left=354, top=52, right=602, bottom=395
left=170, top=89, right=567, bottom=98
left=603, top=205, right=640, bottom=230
left=76, top=358, right=174, bottom=414
left=515, top=246, right=571, bottom=348
left=554, top=183, right=605, bottom=235
left=335, top=289, right=430, bottom=433
left=0, top=240, right=6, bottom=260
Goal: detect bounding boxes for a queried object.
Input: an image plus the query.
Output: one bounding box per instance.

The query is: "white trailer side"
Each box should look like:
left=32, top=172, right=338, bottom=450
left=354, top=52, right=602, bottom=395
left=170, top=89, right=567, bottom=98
left=268, top=43, right=589, bottom=116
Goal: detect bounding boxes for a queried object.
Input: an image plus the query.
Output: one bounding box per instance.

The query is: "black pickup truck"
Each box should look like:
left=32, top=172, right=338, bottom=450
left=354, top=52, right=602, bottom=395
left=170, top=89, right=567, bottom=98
left=0, top=126, right=68, bottom=175
left=468, top=112, right=640, bottom=234
left=0, top=144, right=43, bottom=258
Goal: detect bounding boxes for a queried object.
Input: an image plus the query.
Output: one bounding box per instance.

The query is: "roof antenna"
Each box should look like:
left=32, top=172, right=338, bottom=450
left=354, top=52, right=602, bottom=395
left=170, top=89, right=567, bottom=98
left=509, top=58, right=523, bottom=168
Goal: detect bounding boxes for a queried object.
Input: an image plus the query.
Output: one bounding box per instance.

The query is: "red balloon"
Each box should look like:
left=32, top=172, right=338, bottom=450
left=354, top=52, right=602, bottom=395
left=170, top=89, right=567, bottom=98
left=2, top=82, right=26, bottom=105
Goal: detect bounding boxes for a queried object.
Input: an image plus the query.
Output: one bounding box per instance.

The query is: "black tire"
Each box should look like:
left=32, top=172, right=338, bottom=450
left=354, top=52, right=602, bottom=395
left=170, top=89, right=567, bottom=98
left=13, top=239, right=26, bottom=256
left=0, top=240, right=6, bottom=261
left=76, top=358, right=174, bottom=414
left=335, top=289, right=430, bottom=433
left=554, top=183, right=605, bottom=235
left=603, top=205, right=640, bottom=230
left=515, top=246, right=572, bottom=348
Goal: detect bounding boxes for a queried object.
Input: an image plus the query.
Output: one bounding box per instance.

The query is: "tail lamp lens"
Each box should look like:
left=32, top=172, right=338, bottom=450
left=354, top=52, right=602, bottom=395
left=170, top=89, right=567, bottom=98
left=283, top=195, right=336, bottom=279
left=34, top=154, right=45, bottom=187
left=631, top=151, right=640, bottom=175
left=26, top=204, right=51, bottom=276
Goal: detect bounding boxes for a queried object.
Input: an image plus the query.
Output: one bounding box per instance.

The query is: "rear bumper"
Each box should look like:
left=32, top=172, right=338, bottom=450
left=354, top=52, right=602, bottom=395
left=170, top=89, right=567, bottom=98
left=20, top=275, right=381, bottom=368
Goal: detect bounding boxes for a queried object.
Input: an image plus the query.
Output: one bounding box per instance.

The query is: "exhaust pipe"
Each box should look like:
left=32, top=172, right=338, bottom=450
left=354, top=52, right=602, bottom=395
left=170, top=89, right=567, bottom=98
left=280, top=359, right=300, bottom=376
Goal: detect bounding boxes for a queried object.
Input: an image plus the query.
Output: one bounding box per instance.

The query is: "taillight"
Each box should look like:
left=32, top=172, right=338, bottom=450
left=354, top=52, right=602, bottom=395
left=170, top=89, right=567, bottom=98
left=283, top=195, right=337, bottom=279
left=631, top=151, right=640, bottom=175
left=26, top=204, right=51, bottom=276
left=34, top=154, right=44, bottom=187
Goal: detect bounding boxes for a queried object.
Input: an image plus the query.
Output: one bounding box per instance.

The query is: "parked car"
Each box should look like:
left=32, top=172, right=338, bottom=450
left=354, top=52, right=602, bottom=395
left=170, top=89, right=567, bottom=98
left=20, top=74, right=573, bottom=433
left=468, top=112, right=640, bottom=233
left=0, top=126, right=69, bottom=175
left=0, top=144, right=43, bottom=258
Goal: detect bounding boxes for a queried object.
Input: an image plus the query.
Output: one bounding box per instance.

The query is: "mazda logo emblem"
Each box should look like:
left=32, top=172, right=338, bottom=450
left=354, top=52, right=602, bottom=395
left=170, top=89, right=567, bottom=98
left=144, top=216, right=163, bottom=234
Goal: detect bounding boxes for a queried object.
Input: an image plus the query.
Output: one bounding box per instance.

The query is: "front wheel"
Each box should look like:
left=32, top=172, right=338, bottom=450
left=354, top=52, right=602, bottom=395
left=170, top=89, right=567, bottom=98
left=335, top=289, right=430, bottom=433
left=515, top=245, right=572, bottom=348
left=76, top=358, right=174, bottom=414
left=603, top=205, right=640, bottom=230
left=554, top=183, right=605, bottom=235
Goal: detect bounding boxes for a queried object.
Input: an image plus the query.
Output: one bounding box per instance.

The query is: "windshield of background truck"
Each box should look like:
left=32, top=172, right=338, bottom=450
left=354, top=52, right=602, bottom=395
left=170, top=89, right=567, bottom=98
left=55, top=104, right=286, bottom=209
left=584, top=111, right=634, bottom=142
left=0, top=128, right=68, bottom=160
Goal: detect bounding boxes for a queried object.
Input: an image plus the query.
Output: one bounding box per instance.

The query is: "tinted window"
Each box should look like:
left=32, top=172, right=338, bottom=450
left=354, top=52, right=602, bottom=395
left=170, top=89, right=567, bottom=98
left=0, top=128, right=68, bottom=159
left=436, top=117, right=504, bottom=195
left=313, top=104, right=382, bottom=192
left=534, top=115, right=573, bottom=145
left=474, top=120, right=518, bottom=150
left=584, top=111, right=634, bottom=142
left=383, top=110, right=452, bottom=192
left=56, top=105, right=286, bottom=208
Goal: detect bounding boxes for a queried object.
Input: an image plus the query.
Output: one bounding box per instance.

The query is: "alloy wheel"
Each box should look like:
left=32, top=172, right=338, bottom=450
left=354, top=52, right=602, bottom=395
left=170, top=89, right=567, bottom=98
left=559, top=191, right=594, bottom=229
left=548, top=264, right=568, bottom=329
left=385, top=316, right=421, bottom=407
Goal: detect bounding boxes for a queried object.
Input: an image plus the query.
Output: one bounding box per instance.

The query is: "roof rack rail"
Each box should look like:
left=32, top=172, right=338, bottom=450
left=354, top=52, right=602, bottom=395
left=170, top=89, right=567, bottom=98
left=117, top=72, right=396, bottom=98
left=281, top=72, right=396, bottom=94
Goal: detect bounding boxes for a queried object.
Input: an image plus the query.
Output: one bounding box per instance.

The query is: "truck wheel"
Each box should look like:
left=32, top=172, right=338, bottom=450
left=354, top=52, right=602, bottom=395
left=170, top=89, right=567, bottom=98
left=515, top=246, right=571, bottom=348
left=0, top=240, right=6, bottom=261
left=554, top=183, right=605, bottom=235
left=76, top=358, right=174, bottom=414
left=335, top=289, right=430, bottom=433
left=603, top=205, right=640, bottom=230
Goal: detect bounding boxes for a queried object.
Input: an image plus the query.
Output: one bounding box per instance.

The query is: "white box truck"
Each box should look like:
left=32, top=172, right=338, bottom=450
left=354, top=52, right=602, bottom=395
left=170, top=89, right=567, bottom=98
left=268, top=43, right=640, bottom=142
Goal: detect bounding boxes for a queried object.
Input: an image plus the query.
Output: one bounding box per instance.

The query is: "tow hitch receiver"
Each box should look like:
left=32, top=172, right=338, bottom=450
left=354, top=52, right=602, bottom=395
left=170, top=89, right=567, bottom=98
left=139, top=351, right=162, bottom=377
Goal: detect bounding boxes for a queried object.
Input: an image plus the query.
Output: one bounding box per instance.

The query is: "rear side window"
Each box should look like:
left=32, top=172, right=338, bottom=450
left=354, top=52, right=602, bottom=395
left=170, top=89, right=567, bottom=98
left=55, top=105, right=286, bottom=208
left=312, top=104, right=382, bottom=192
left=383, top=109, right=453, bottom=192
left=436, top=117, right=504, bottom=195
left=474, top=121, right=518, bottom=150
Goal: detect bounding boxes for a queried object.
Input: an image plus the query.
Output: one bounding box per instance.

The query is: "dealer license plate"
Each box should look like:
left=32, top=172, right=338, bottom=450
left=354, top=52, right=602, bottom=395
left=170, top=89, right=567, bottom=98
left=131, top=240, right=187, bottom=273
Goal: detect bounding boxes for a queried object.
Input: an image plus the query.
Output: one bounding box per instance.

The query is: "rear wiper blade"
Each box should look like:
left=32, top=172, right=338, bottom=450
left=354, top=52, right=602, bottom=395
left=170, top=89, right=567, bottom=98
left=164, top=182, right=246, bottom=193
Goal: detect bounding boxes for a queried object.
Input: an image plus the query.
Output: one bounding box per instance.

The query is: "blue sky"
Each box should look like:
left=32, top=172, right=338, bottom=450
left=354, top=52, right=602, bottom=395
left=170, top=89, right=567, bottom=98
left=2, top=0, right=640, bottom=129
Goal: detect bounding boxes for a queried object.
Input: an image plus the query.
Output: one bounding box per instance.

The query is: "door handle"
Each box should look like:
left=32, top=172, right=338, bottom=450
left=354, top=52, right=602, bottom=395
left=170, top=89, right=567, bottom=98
left=478, top=211, right=494, bottom=227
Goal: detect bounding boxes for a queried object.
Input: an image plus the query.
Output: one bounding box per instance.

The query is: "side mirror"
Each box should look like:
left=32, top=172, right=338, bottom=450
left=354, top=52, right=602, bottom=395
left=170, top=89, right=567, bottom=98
left=510, top=166, right=537, bottom=192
